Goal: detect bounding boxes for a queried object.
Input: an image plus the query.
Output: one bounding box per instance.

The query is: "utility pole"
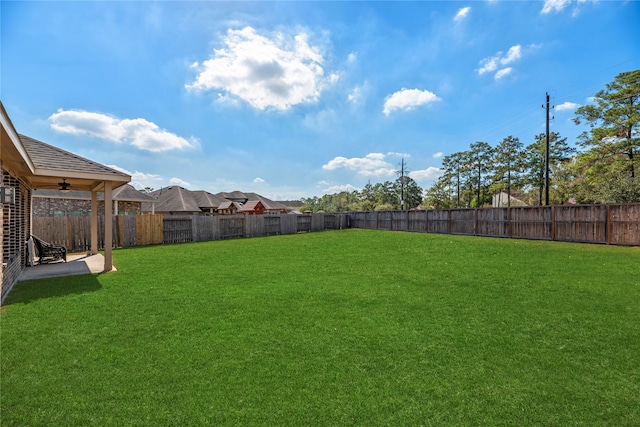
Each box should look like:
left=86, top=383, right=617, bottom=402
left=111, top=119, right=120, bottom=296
left=399, top=158, right=406, bottom=210
left=456, top=158, right=460, bottom=208
left=544, top=92, right=551, bottom=206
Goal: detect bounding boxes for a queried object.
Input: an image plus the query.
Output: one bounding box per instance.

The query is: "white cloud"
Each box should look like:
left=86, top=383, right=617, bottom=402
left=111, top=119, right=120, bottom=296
left=169, top=177, right=192, bottom=188
left=253, top=177, right=265, bottom=183
left=322, top=152, right=396, bottom=177
left=348, top=86, right=362, bottom=104
left=410, top=167, right=444, bottom=182
left=556, top=101, right=581, bottom=111
left=454, top=6, right=471, bottom=22
left=478, top=45, right=522, bottom=75
left=186, top=26, right=333, bottom=111
left=347, top=52, right=357, bottom=63
left=387, top=151, right=411, bottom=159
left=541, top=0, right=572, bottom=14
left=383, top=88, right=441, bottom=116
left=478, top=45, right=528, bottom=81
left=107, top=165, right=164, bottom=190
left=494, top=67, right=513, bottom=80
left=49, top=109, right=194, bottom=152
left=503, top=45, right=522, bottom=63
left=432, top=152, right=444, bottom=159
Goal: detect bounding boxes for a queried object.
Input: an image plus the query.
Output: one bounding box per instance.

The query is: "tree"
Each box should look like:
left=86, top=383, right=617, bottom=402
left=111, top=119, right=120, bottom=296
left=572, top=69, right=640, bottom=200
left=522, top=132, right=574, bottom=205
left=441, top=152, right=466, bottom=207
left=393, top=176, right=423, bottom=209
left=358, top=181, right=376, bottom=211
left=467, top=142, right=493, bottom=207
left=492, top=136, right=524, bottom=206
left=423, top=176, right=454, bottom=208
left=373, top=181, right=396, bottom=209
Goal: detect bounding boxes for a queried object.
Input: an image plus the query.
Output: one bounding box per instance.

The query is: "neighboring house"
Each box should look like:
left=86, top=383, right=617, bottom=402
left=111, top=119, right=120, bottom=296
left=143, top=186, right=203, bottom=215
left=215, top=191, right=289, bottom=214
left=32, top=184, right=156, bottom=217
left=492, top=191, right=527, bottom=207
left=142, top=187, right=290, bottom=216
left=216, top=191, right=249, bottom=204
left=1, top=102, right=130, bottom=304
left=239, top=200, right=266, bottom=215
left=192, top=190, right=228, bottom=214
left=247, top=193, right=289, bottom=214
left=217, top=201, right=240, bottom=215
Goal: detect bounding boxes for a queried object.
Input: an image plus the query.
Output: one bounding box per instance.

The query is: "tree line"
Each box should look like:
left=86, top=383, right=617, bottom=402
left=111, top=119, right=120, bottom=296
left=301, top=70, right=639, bottom=212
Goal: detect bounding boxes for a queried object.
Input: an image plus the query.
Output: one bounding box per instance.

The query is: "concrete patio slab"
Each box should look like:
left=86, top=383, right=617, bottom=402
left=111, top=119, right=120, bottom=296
left=18, top=253, right=115, bottom=282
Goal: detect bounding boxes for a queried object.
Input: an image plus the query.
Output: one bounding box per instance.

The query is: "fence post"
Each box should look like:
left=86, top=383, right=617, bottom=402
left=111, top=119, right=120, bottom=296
left=66, top=216, right=72, bottom=251
left=551, top=205, right=556, bottom=241
left=474, top=209, right=478, bottom=236
left=117, top=216, right=124, bottom=248
left=606, top=204, right=611, bottom=245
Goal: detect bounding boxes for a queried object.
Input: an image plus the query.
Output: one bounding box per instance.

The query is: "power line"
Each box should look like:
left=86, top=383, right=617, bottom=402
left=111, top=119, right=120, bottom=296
left=473, top=58, right=639, bottom=143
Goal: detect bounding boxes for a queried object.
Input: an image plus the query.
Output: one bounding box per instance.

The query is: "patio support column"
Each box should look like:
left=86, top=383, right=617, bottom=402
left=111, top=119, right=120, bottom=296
left=104, top=181, right=113, bottom=271
left=91, top=190, right=98, bottom=255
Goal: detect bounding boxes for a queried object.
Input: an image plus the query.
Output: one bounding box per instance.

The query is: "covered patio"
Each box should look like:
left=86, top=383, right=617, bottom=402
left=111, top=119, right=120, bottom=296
left=16, top=134, right=130, bottom=271
left=18, top=253, right=110, bottom=281
left=1, top=102, right=130, bottom=302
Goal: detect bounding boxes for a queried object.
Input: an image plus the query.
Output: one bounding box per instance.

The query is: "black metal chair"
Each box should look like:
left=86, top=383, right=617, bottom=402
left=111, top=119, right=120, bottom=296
left=31, top=235, right=67, bottom=264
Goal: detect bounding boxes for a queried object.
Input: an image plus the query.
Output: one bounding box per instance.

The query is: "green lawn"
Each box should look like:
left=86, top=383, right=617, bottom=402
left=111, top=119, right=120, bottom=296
left=2, top=229, right=639, bottom=426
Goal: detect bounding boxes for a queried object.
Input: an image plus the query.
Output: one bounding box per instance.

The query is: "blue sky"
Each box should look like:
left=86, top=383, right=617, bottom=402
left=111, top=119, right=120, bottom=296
left=2, top=1, right=639, bottom=200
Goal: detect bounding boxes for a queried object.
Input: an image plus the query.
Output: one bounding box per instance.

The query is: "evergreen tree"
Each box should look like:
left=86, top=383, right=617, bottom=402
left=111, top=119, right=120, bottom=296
left=492, top=136, right=524, bottom=206
left=572, top=69, right=640, bottom=201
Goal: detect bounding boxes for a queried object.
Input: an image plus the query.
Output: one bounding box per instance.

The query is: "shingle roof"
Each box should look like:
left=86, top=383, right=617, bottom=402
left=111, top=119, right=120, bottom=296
left=147, top=186, right=201, bottom=213
left=192, top=190, right=228, bottom=208
left=113, top=185, right=157, bottom=202
left=19, top=134, right=128, bottom=178
left=243, top=192, right=289, bottom=211
left=141, top=187, right=291, bottom=214
left=239, top=200, right=264, bottom=212
left=218, top=201, right=240, bottom=210
left=216, top=191, right=247, bottom=201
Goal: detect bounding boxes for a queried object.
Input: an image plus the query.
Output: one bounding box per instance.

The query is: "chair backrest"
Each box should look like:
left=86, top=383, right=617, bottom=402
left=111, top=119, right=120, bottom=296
left=32, top=235, right=55, bottom=255
left=31, top=236, right=44, bottom=256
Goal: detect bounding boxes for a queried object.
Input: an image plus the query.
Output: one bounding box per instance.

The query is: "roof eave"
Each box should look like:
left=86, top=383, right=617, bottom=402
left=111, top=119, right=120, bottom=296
left=1, top=102, right=36, bottom=173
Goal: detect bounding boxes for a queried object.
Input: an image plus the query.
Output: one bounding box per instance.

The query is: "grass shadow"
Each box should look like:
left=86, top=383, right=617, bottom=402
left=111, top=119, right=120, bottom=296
left=2, top=274, right=103, bottom=306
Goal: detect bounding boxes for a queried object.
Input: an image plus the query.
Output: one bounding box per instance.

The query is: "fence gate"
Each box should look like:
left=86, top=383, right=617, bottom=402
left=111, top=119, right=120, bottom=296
left=297, top=215, right=312, bottom=232
left=264, top=216, right=281, bottom=235
left=219, top=215, right=244, bottom=239
left=163, top=217, right=193, bottom=244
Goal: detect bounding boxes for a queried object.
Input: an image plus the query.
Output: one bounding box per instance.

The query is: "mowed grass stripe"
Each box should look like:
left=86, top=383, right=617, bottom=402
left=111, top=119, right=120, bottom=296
left=2, top=229, right=639, bottom=426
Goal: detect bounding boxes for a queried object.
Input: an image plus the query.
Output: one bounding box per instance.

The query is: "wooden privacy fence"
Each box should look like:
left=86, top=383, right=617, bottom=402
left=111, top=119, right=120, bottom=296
left=350, top=204, right=640, bottom=246
left=30, top=205, right=639, bottom=251
left=32, top=213, right=349, bottom=252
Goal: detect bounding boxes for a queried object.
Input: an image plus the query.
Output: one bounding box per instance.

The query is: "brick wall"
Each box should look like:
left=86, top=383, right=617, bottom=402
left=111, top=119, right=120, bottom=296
left=1, top=170, right=31, bottom=304
left=32, top=198, right=141, bottom=217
